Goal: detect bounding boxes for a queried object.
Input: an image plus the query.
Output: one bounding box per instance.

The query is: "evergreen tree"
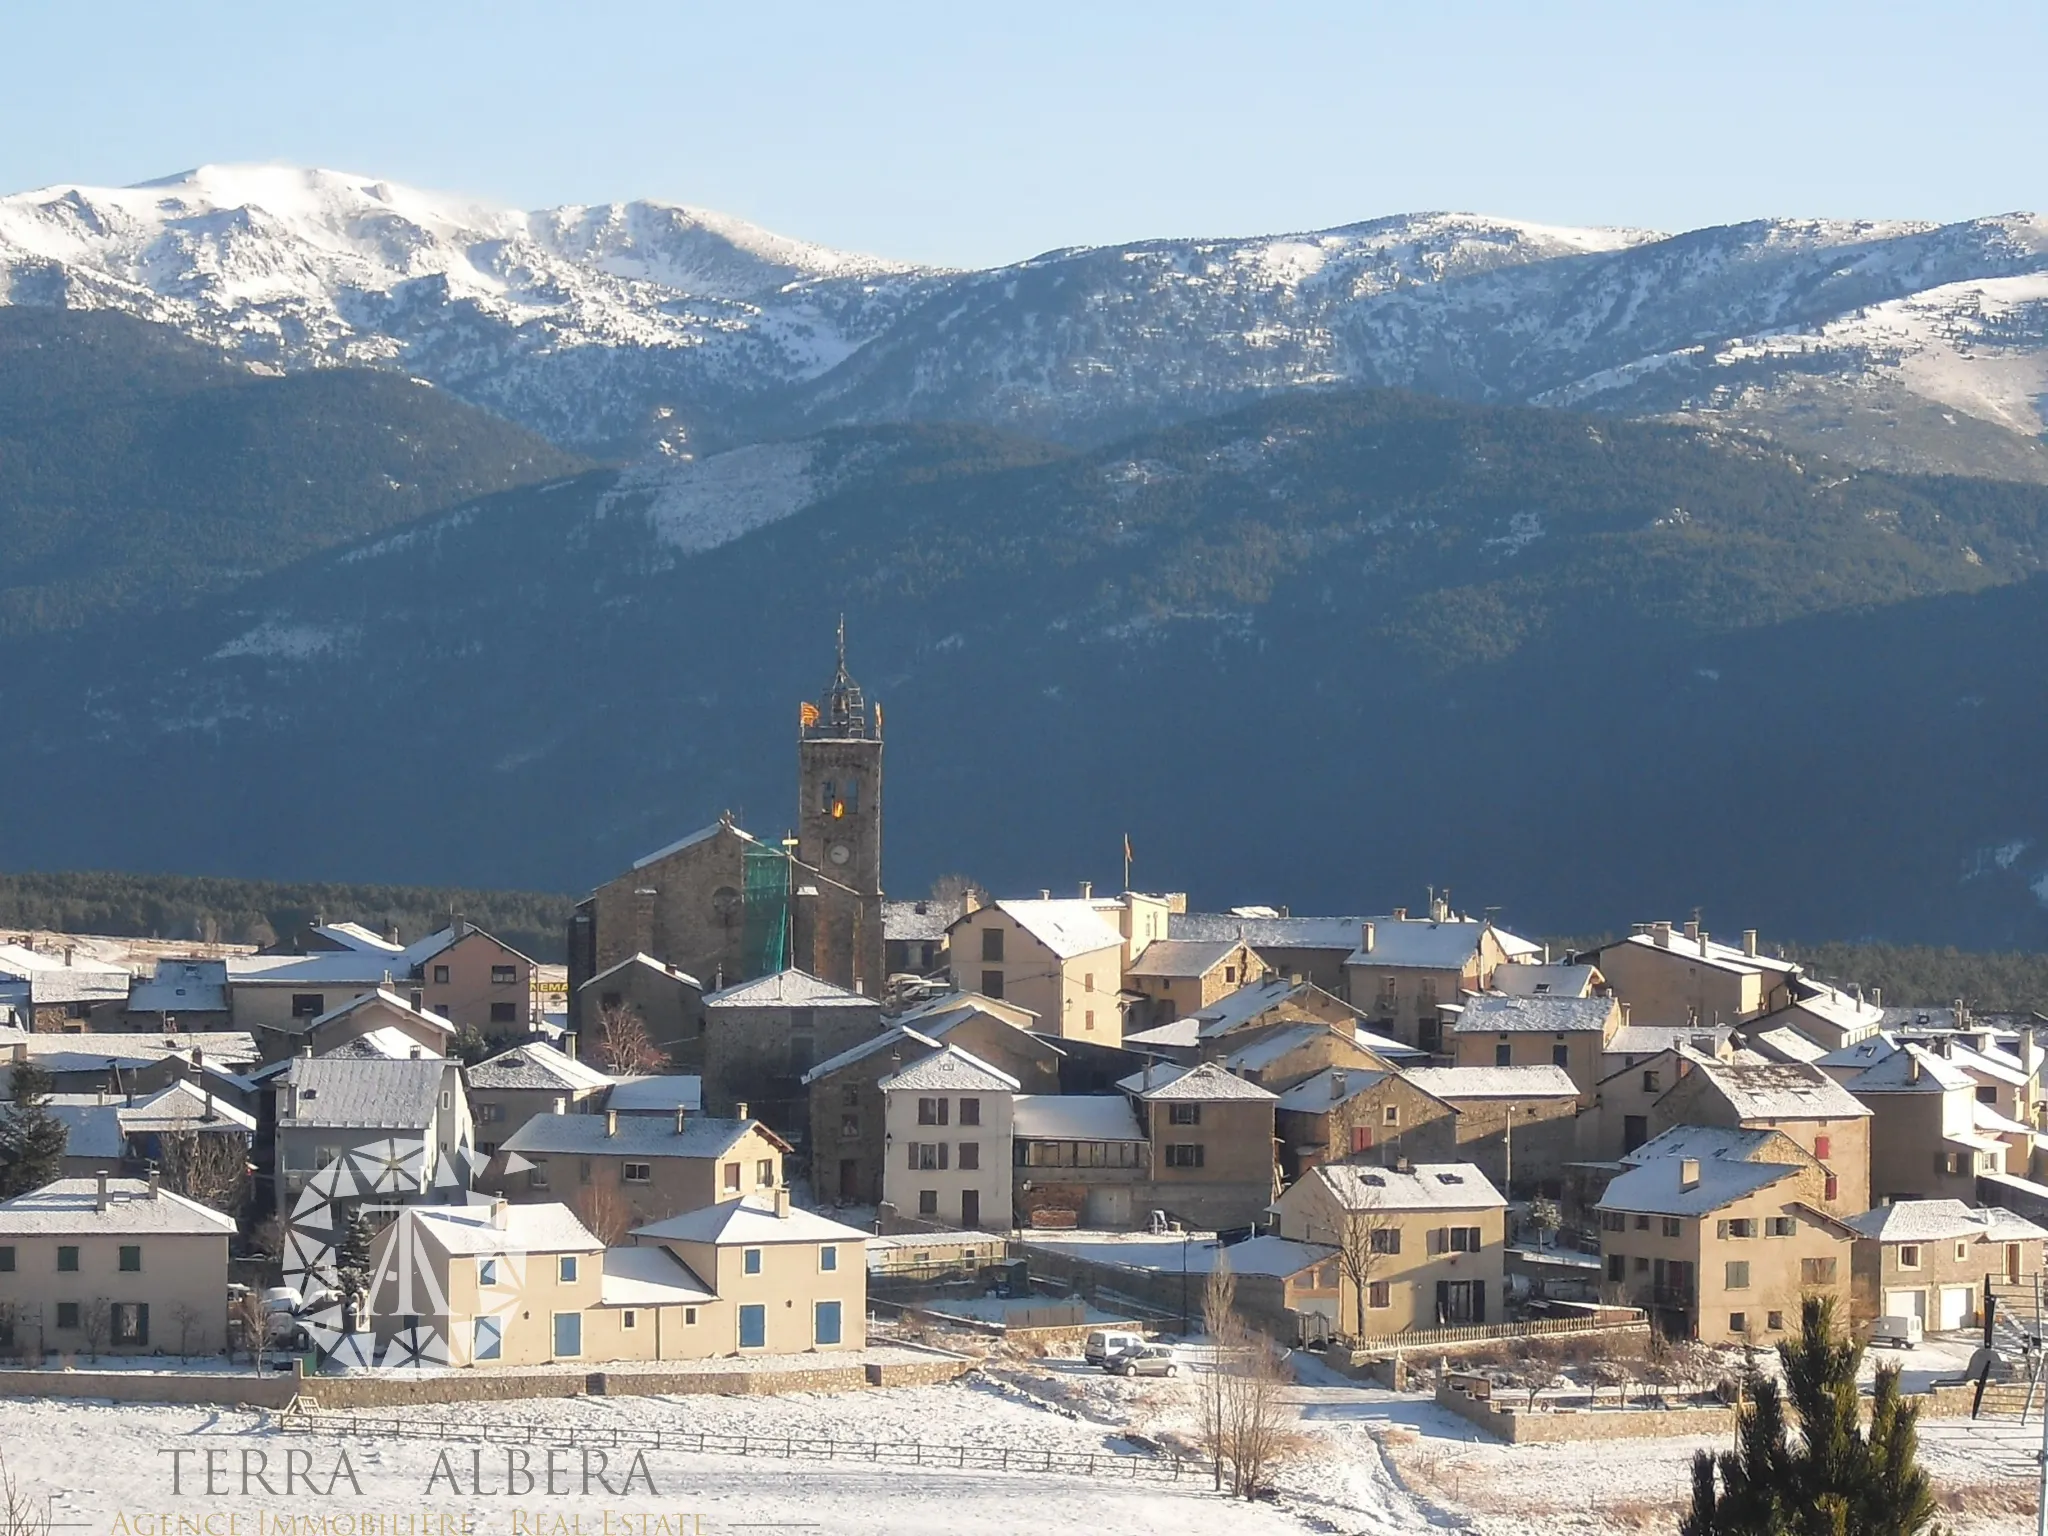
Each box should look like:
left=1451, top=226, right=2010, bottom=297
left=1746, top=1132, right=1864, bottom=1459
left=0, top=1063, right=68, bottom=1199
left=333, top=1210, right=376, bottom=1334
left=1682, top=1297, right=1946, bottom=1536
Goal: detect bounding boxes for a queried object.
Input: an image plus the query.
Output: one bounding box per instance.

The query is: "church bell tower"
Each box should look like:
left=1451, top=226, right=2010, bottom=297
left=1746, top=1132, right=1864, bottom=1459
left=796, top=620, right=884, bottom=995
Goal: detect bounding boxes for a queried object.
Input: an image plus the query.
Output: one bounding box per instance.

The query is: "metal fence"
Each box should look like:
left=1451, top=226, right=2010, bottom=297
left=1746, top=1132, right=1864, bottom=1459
left=278, top=1404, right=1210, bottom=1483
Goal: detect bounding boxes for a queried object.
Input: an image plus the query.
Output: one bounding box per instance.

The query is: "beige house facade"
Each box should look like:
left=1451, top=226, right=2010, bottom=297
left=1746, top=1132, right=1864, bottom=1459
left=1846, top=1200, right=2046, bottom=1331
left=1448, top=994, right=1624, bottom=1105
left=1125, top=939, right=1266, bottom=1029
left=879, top=1045, right=1018, bottom=1231
left=1340, top=909, right=1530, bottom=1052
left=491, top=1109, right=789, bottom=1233
left=1588, top=923, right=1799, bottom=1030
left=1646, top=1059, right=1872, bottom=1217
left=948, top=899, right=1127, bottom=1045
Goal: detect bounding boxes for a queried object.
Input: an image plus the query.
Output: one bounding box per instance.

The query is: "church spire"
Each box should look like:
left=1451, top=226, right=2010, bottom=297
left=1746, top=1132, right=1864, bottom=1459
left=808, top=615, right=872, bottom=739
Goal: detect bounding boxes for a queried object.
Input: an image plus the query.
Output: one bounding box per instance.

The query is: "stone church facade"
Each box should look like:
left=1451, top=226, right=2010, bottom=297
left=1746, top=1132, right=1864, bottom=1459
left=567, top=631, right=889, bottom=1033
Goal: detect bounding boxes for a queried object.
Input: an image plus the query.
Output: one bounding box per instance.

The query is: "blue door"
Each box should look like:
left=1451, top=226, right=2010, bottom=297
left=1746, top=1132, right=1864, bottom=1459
left=474, top=1317, right=503, bottom=1361
left=738, top=1304, right=766, bottom=1349
left=814, top=1300, right=842, bottom=1347
left=553, top=1312, right=582, bottom=1358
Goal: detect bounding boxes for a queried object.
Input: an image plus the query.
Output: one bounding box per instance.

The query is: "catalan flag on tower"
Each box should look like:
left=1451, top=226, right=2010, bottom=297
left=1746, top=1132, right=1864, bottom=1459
left=799, top=700, right=820, bottom=728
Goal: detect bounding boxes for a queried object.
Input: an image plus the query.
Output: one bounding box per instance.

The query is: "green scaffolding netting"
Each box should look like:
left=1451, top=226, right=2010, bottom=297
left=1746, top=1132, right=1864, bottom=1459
left=741, top=844, right=790, bottom=977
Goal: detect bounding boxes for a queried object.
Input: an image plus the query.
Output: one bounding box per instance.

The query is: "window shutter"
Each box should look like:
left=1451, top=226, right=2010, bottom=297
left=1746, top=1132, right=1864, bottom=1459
left=938, top=1143, right=949, bottom=1170
left=1470, top=1282, right=1485, bottom=1325
left=907, top=1142, right=919, bottom=1170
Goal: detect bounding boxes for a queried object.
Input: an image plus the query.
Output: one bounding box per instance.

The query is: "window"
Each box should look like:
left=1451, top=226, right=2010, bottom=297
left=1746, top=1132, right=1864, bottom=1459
left=622, top=1310, right=638, bottom=1330
left=1085, top=1011, right=1095, bottom=1031
left=815, top=1300, right=843, bottom=1346
left=1730, top=1312, right=1748, bottom=1335
left=918, top=1098, right=950, bottom=1126
left=1552, top=1044, right=1570, bottom=1069
left=1600, top=1211, right=1627, bottom=1232
left=473, top=1317, right=502, bottom=1360
left=1449, top=1226, right=1481, bottom=1252
left=981, top=928, right=1004, bottom=963
left=434, top=1004, right=452, bottom=1018
left=1942, top=1151, right=1964, bottom=1175
left=841, top=1085, right=860, bottom=1108
left=623, top=1162, right=652, bottom=1184
left=1383, top=1105, right=1399, bottom=1126
left=919, top=1190, right=938, bottom=1215
left=1722, top=1219, right=1756, bottom=1239
left=0, top=1248, right=13, bottom=1273
left=110, top=1303, right=148, bottom=1346
left=479, top=1258, right=499, bottom=1287
left=1766, top=1217, right=1795, bottom=1237
left=1642, top=1070, right=1660, bottom=1092
left=909, top=1143, right=947, bottom=1171
left=1725, top=1261, right=1750, bottom=1290
left=1768, top=1311, right=1785, bottom=1331
left=552, top=1313, right=582, bottom=1358
left=1823, top=1173, right=1839, bottom=1203
left=1898, top=1245, right=1921, bottom=1271
left=291, top=993, right=325, bottom=1017
left=757, top=1159, right=775, bottom=1187
left=433, top=965, right=450, bottom=985
left=578, top=1158, right=592, bottom=1185
left=1224, top=966, right=1236, bottom=984
left=743, top=1247, right=763, bottom=1276
left=56, top=1246, right=78, bottom=1273
left=959, top=1098, right=981, bottom=1127
left=1607, top=1254, right=1626, bottom=1281
left=958, top=1142, right=980, bottom=1171
left=1164, top=1144, right=1205, bottom=1168
left=1351, top=1125, right=1374, bottom=1154
left=840, top=1114, right=859, bottom=1140
left=1956, top=1241, right=1970, bottom=1262
left=1494, top=1042, right=1512, bottom=1067
left=527, top=1163, right=550, bottom=1190
left=1634, top=1214, right=1651, bottom=1231
left=490, top=1002, right=517, bottom=1024
left=559, top=1255, right=579, bottom=1283
left=819, top=778, right=836, bottom=812
left=118, top=1245, right=140, bottom=1272
left=1801, top=1257, right=1838, bottom=1285
left=1633, top=1256, right=1649, bottom=1273
left=55, top=1302, right=79, bottom=1331
left=723, top=1162, right=742, bottom=1193
left=1977, top=1086, right=1998, bottom=1105
left=1662, top=1217, right=1683, bottom=1238
left=738, top=1304, right=766, bottom=1349
left=1813, top=1135, right=1831, bottom=1160
left=819, top=1245, right=838, bottom=1272
left=492, top=965, right=517, bottom=985
left=844, top=777, right=859, bottom=814
left=684, top=1307, right=698, bottom=1325
left=1369, top=1227, right=1400, bottom=1254
left=1084, top=973, right=1094, bottom=994
left=477, top=1102, right=505, bottom=1124
left=1168, top=1103, right=1201, bottom=1126
left=1366, top=1281, right=1390, bottom=1309
left=981, top=970, right=1004, bottom=999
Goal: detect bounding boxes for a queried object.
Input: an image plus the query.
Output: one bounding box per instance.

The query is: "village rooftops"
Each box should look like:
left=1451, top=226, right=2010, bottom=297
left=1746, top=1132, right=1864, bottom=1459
left=499, top=1112, right=781, bottom=1161
left=1817, top=1033, right=1899, bottom=1073
left=1012, top=1095, right=1146, bottom=1142
left=632, top=1194, right=869, bottom=1247
left=467, top=1041, right=614, bottom=1094
left=605, top=1075, right=705, bottom=1114
left=281, top=1056, right=446, bottom=1129
left=882, top=899, right=962, bottom=943
left=581, top=952, right=702, bottom=993
left=967, top=899, right=1123, bottom=960
left=703, top=968, right=873, bottom=1008
left=1490, top=963, right=1602, bottom=999
left=128, top=959, right=229, bottom=1015
left=1274, top=1067, right=1394, bottom=1114
left=1780, top=982, right=1886, bottom=1036
left=878, top=1044, right=1020, bottom=1095
left=1597, top=1155, right=1804, bottom=1217
left=1605, top=1024, right=1732, bottom=1058
left=1125, top=939, right=1244, bottom=980
left=1115, top=1060, right=1278, bottom=1102
left=1622, top=1124, right=1798, bottom=1168
left=1600, top=928, right=1801, bottom=978
left=1845, top=1199, right=2048, bottom=1244
left=1403, top=1064, right=1578, bottom=1100
left=1222, top=1023, right=1377, bottom=1076
left=1167, top=913, right=1372, bottom=951
left=1687, top=1059, right=1873, bottom=1119
left=1313, top=1161, right=1506, bottom=1212
left=34, top=1100, right=124, bottom=1161
left=0, top=943, right=131, bottom=1005
left=401, top=1201, right=600, bottom=1256
left=0, top=1177, right=237, bottom=1236
left=1343, top=916, right=1533, bottom=971
left=0, top=1029, right=259, bottom=1073
left=1942, top=1039, right=2032, bottom=1087
left=115, top=1080, right=256, bottom=1134
left=224, top=950, right=408, bottom=987
left=1747, top=1027, right=1831, bottom=1065
left=322, top=1028, right=444, bottom=1062
left=1452, top=994, right=1615, bottom=1035
left=599, top=1243, right=715, bottom=1305
left=1840, top=1042, right=1975, bottom=1094
left=801, top=1026, right=944, bottom=1085
left=890, top=989, right=1041, bottom=1032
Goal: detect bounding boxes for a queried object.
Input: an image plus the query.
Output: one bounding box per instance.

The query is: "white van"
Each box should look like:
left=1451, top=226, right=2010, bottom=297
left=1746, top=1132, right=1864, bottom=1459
left=1084, top=1329, right=1145, bottom=1365
left=1870, top=1314, right=1924, bottom=1349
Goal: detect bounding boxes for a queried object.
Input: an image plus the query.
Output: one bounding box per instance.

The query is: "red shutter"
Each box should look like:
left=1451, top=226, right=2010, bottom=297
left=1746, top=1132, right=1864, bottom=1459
left=1351, top=1126, right=1373, bottom=1154
left=1814, top=1134, right=1831, bottom=1160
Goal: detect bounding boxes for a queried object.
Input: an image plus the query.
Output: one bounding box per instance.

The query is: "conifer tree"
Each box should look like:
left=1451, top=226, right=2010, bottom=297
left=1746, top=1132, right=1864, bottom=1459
left=0, top=1063, right=68, bottom=1199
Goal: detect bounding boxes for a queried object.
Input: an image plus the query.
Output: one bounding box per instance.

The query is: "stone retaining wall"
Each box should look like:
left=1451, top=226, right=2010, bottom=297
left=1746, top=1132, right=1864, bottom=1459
left=1436, top=1374, right=1985, bottom=1443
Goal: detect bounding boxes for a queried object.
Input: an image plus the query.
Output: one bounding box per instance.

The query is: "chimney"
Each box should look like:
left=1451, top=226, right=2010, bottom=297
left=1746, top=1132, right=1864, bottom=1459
left=148, top=1170, right=160, bottom=1201
left=1039, top=889, right=1051, bottom=901
left=384, top=924, right=400, bottom=945
left=552, top=1096, right=566, bottom=1115
left=1392, top=907, right=1407, bottom=921
left=1698, top=929, right=1710, bottom=958
left=409, top=1045, right=423, bottom=1059
left=736, top=1101, right=749, bottom=1121
left=7, top=1043, right=21, bottom=1066
left=1079, top=881, right=1092, bottom=900
left=63, top=946, right=74, bottom=967
left=605, top=1109, right=618, bottom=1137
left=961, top=890, right=982, bottom=916
left=1909, top=1053, right=1922, bottom=1083
left=1742, top=929, right=1758, bottom=958
left=1679, top=1158, right=1700, bottom=1192
left=675, top=1107, right=689, bottom=1134
left=562, top=1031, right=578, bottom=1061
left=95, top=1171, right=108, bottom=1211
left=1330, top=1069, right=1348, bottom=1102
left=301, top=1041, right=313, bottom=1058
left=1360, top=921, right=1376, bottom=955
left=773, top=1186, right=791, bottom=1220
left=491, top=1198, right=509, bottom=1230
left=1653, top=922, right=1672, bottom=949
left=1872, top=988, right=1882, bottom=1009
left=1683, top=919, right=1699, bottom=943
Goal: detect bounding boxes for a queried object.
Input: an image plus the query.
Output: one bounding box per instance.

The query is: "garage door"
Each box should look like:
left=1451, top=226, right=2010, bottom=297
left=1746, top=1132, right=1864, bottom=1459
left=1939, top=1285, right=1973, bottom=1331
left=1884, top=1289, right=1926, bottom=1321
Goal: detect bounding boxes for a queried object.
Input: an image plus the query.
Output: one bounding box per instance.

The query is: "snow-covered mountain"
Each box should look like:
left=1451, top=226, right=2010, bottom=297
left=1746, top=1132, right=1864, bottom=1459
left=1, top=165, right=2045, bottom=471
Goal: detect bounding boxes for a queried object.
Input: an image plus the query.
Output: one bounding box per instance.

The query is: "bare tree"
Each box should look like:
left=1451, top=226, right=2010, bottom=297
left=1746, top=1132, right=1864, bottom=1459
left=158, top=1131, right=251, bottom=1215
left=576, top=1182, right=632, bottom=1246
left=232, top=1289, right=269, bottom=1373
left=597, top=1002, right=668, bottom=1074
left=1333, top=1194, right=1398, bottom=1341
left=1200, top=1250, right=1236, bottom=1492
left=169, top=1301, right=205, bottom=1360
left=1200, top=1248, right=1298, bottom=1500
left=78, top=1298, right=110, bottom=1362
left=0, top=1449, right=52, bottom=1536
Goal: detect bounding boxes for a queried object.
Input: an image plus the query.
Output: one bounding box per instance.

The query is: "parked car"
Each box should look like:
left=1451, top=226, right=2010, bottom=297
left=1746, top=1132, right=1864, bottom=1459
left=1084, top=1328, right=1145, bottom=1366
left=1108, top=1343, right=1181, bottom=1378
left=1870, top=1314, right=1924, bottom=1349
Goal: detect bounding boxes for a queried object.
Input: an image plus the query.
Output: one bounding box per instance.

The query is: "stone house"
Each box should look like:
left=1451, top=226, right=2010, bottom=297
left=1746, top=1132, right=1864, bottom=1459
left=948, top=898, right=1128, bottom=1046
left=1448, top=993, right=1624, bottom=1105
left=573, top=952, right=704, bottom=1071
left=0, top=1174, right=235, bottom=1358
left=125, top=959, right=230, bottom=1030
left=301, top=989, right=456, bottom=1061
left=1596, top=1126, right=1857, bottom=1344
left=1116, top=1061, right=1278, bottom=1230
left=1400, top=1065, right=1584, bottom=1197
left=1752, top=981, right=1886, bottom=1055
left=879, top=1045, right=1018, bottom=1231
left=1164, top=913, right=1373, bottom=996
left=1271, top=1161, right=1508, bottom=1334
left=699, top=968, right=881, bottom=1131
left=1585, top=922, right=1800, bottom=1030
left=464, top=1040, right=614, bottom=1156
left=1297, top=1069, right=1460, bottom=1177
left=490, top=1107, right=789, bottom=1233
left=1830, top=1042, right=2003, bottom=1204
left=1219, top=1023, right=1397, bottom=1096
left=400, top=922, right=539, bottom=1035
left=883, top=899, right=959, bottom=979
left=1340, top=907, right=1535, bottom=1052
left=1124, top=939, right=1266, bottom=1030
left=268, top=1055, right=473, bottom=1210
left=1012, top=1095, right=1151, bottom=1228
left=1846, top=1199, right=2046, bottom=1332
left=0, top=943, right=130, bottom=1033
left=0, top=1033, right=259, bottom=1098
left=1587, top=1046, right=1706, bottom=1163
left=1647, top=1058, right=1872, bottom=1216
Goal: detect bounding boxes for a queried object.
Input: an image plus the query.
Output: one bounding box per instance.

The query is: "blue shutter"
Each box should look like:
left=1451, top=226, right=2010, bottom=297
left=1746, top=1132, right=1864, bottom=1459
left=814, top=1300, right=842, bottom=1347
left=739, top=1304, right=766, bottom=1349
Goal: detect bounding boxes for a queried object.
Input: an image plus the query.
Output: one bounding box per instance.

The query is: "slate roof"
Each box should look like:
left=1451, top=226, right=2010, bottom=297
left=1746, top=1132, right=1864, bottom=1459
left=0, top=1177, right=237, bottom=1235
left=1846, top=1199, right=2048, bottom=1244
left=1343, top=918, right=1501, bottom=971
left=581, top=952, right=702, bottom=993
left=1404, top=1065, right=1579, bottom=1100
left=0, top=1029, right=259, bottom=1073
left=882, top=900, right=961, bottom=943
left=499, top=1112, right=776, bottom=1160
left=599, top=1243, right=716, bottom=1305
left=1222, top=1023, right=1358, bottom=1074
left=308, top=988, right=455, bottom=1037
left=35, top=1100, right=125, bottom=1161
left=1841, top=1043, right=1974, bottom=1094
left=1168, top=913, right=1372, bottom=950
left=282, top=1056, right=446, bottom=1130
left=1490, top=963, right=1601, bottom=999
left=1115, top=1060, right=1277, bottom=1102
left=633, top=1195, right=868, bottom=1246
left=1275, top=1067, right=1392, bottom=1114
left=878, top=1045, right=1020, bottom=1095
left=1596, top=930, right=1801, bottom=978
left=1605, top=1024, right=1732, bottom=1058
left=1123, top=1018, right=1200, bottom=1049
left=704, top=969, right=874, bottom=1008
left=1780, top=983, right=1885, bottom=1037
left=630, top=818, right=761, bottom=871
left=891, top=990, right=1040, bottom=1031
left=321, top=1027, right=442, bottom=1061
left=1622, top=1124, right=1793, bottom=1168
left=801, top=1026, right=943, bottom=1085
left=117, top=1080, right=257, bottom=1134
left=1748, top=1026, right=1831, bottom=1065
left=404, top=1201, right=600, bottom=1256
left=1313, top=1161, right=1506, bottom=1212
left=467, top=1041, right=613, bottom=1093
left=225, top=951, right=404, bottom=986
left=605, top=1075, right=705, bottom=1114
left=976, top=900, right=1124, bottom=960
left=1452, top=994, right=1616, bottom=1035
left=1691, top=1060, right=1873, bottom=1119
left=1012, top=1095, right=1146, bottom=1142
left=1126, top=939, right=1242, bottom=980
left=0, top=944, right=132, bottom=1005
left=128, top=960, right=229, bottom=1014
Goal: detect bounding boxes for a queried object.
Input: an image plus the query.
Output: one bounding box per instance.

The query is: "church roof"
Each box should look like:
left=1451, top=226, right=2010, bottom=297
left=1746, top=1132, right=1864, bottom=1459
left=631, top=819, right=763, bottom=872
left=704, top=969, right=875, bottom=1009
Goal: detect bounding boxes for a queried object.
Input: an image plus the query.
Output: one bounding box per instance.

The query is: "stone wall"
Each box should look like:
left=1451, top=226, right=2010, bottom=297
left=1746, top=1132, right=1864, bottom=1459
left=0, top=1366, right=301, bottom=1408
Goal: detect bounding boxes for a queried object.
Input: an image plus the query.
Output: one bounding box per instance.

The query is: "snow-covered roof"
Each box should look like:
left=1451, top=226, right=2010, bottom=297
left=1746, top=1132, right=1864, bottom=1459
left=1781, top=982, right=1885, bottom=1036
left=0, top=1028, right=258, bottom=1073
left=1598, top=929, right=1800, bottom=978
left=882, top=899, right=961, bottom=943
left=1845, top=1199, right=2048, bottom=1245
left=116, top=1079, right=257, bottom=1135
left=393, top=923, right=537, bottom=973
left=580, top=951, right=702, bottom=993
left=704, top=968, right=874, bottom=1008
left=1126, top=939, right=1242, bottom=980
left=1343, top=918, right=1503, bottom=971
left=1844, top=1043, right=1975, bottom=1094
left=976, top=900, right=1123, bottom=960
left=1691, top=1060, right=1872, bottom=1119
left=500, top=1113, right=772, bottom=1160
left=1490, top=963, right=1601, bottom=999
left=1942, top=1039, right=2031, bottom=1088
left=1275, top=1067, right=1392, bottom=1114
left=1605, top=1024, right=1731, bottom=1058
left=1452, top=994, right=1616, bottom=1036
left=1205, top=1234, right=1335, bottom=1278
left=891, top=990, right=1040, bottom=1030
left=1817, top=1033, right=1899, bottom=1073
left=1403, top=1065, right=1579, bottom=1100
left=879, top=1044, right=1019, bottom=1095
left=1190, top=978, right=1336, bottom=1039
left=0, top=1177, right=236, bottom=1235
left=308, top=987, right=455, bottom=1036
left=322, top=1026, right=443, bottom=1062
left=1622, top=1124, right=1792, bottom=1168
left=0, top=944, right=131, bottom=1004
left=1168, top=913, right=1369, bottom=951
left=224, top=950, right=403, bottom=986
left=632, top=1195, right=868, bottom=1246
left=1221, top=1023, right=1361, bottom=1075
left=281, top=1056, right=447, bottom=1129
left=1598, top=1155, right=1801, bottom=1217
left=128, top=959, right=229, bottom=1014
left=630, top=818, right=760, bottom=871
left=599, top=1243, right=715, bottom=1306
left=36, top=1100, right=125, bottom=1161
left=1975, top=1101, right=2033, bottom=1138
left=1123, top=1018, right=1199, bottom=1049
left=1748, top=1026, right=1831, bottom=1065
left=405, top=1201, right=600, bottom=1256
left=802, top=1026, right=943, bottom=1085
left=467, top=1041, right=613, bottom=1093
left=1115, top=1060, right=1277, bottom=1102
left=1012, top=1095, right=1146, bottom=1142
left=605, top=1074, right=705, bottom=1114
left=1313, top=1161, right=1506, bottom=1213
left=313, top=922, right=403, bottom=954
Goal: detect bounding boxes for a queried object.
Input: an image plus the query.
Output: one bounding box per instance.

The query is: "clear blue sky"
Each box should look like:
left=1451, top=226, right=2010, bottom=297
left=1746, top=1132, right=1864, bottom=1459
left=2, top=0, right=2041, bottom=269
